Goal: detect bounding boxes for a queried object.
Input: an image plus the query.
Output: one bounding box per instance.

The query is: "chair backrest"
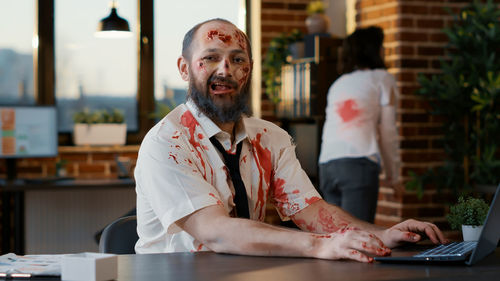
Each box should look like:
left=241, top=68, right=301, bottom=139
left=99, top=215, right=138, bottom=254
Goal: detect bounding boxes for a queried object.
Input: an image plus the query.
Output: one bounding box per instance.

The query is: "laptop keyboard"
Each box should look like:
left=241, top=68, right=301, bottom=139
left=414, top=241, right=477, bottom=257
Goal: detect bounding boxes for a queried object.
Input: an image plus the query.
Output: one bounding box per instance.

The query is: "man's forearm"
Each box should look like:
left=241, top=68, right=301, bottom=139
left=178, top=205, right=322, bottom=258
left=177, top=203, right=397, bottom=262
left=292, top=200, right=385, bottom=235
left=205, top=216, right=319, bottom=257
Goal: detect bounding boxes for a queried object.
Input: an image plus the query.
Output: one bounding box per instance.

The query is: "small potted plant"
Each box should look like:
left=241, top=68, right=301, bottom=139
left=447, top=196, right=489, bottom=241
left=305, top=1, right=329, bottom=34
left=72, top=108, right=127, bottom=146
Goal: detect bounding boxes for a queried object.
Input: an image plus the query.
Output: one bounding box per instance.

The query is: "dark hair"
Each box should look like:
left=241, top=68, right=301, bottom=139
left=341, top=26, right=386, bottom=73
left=181, top=18, right=252, bottom=62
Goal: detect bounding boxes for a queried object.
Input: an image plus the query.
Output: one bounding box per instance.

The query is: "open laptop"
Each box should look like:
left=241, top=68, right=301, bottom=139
left=375, top=184, right=500, bottom=265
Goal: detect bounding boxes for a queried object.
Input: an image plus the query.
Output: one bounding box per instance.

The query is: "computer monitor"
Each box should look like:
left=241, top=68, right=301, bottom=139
left=0, top=106, right=58, bottom=159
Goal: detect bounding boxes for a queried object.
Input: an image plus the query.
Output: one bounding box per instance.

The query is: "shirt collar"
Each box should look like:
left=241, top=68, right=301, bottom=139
left=186, top=99, right=220, bottom=139
left=185, top=100, right=248, bottom=150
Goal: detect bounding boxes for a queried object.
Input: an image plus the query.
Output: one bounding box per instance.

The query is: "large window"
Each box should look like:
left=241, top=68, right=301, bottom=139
left=0, top=1, right=35, bottom=105
left=55, top=0, right=138, bottom=132
left=3, top=0, right=247, bottom=142
left=154, top=0, right=245, bottom=111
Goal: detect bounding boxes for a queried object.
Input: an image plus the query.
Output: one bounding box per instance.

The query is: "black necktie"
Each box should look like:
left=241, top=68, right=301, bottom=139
left=209, top=136, right=250, bottom=219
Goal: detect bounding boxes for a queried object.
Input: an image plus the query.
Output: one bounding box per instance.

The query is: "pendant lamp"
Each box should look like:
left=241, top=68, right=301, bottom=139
left=95, top=0, right=131, bottom=38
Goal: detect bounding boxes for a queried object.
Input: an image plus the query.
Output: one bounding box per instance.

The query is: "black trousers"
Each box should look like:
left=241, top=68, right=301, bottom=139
left=319, top=157, right=380, bottom=223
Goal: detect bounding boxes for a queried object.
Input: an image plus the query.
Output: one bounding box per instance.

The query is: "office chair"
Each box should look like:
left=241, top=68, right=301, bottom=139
left=99, top=215, right=138, bottom=254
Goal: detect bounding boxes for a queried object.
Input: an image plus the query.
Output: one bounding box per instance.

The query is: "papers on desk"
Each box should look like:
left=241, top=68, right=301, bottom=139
left=0, top=253, right=63, bottom=277
left=0, top=252, right=118, bottom=280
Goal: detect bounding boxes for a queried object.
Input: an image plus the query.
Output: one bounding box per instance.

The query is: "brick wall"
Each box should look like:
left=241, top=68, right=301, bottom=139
left=354, top=0, right=471, bottom=232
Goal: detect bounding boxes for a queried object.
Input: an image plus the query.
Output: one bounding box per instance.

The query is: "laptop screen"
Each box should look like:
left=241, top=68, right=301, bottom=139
left=467, top=184, right=500, bottom=265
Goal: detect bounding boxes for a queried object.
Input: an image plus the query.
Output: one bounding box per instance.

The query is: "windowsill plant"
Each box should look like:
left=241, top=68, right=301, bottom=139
left=72, top=108, right=127, bottom=146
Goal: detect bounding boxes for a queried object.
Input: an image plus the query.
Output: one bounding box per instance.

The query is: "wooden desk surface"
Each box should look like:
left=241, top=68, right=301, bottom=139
left=117, top=249, right=500, bottom=281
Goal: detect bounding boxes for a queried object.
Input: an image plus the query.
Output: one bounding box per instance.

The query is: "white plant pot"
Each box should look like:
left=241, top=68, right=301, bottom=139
left=73, top=123, right=127, bottom=146
left=461, top=225, right=483, bottom=241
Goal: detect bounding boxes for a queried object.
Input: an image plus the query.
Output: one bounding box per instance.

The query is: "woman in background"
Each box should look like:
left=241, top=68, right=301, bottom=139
left=318, top=26, right=399, bottom=223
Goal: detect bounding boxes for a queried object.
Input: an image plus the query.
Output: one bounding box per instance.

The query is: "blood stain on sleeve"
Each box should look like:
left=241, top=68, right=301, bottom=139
left=305, top=196, right=321, bottom=205
left=271, top=176, right=300, bottom=214
left=208, top=193, right=224, bottom=206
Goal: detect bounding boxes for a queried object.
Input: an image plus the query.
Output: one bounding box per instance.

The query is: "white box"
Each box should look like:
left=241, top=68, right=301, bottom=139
left=61, top=252, right=117, bottom=281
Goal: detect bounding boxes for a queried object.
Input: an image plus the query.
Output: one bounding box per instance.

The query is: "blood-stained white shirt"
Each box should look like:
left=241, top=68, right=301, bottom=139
left=135, top=101, right=321, bottom=253
left=319, top=69, right=398, bottom=165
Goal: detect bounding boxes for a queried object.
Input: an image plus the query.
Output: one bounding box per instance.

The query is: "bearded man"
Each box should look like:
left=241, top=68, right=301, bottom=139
left=134, top=18, right=447, bottom=262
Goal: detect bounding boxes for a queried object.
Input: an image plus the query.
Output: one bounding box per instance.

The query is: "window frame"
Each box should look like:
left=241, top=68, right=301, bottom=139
left=35, top=0, right=156, bottom=145
left=35, top=0, right=249, bottom=145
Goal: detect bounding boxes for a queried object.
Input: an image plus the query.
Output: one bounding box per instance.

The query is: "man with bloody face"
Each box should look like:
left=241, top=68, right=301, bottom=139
left=134, top=19, right=447, bottom=262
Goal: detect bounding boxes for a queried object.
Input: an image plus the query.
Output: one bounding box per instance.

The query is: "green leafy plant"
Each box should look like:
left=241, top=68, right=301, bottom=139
left=307, top=1, right=326, bottom=15
left=73, top=108, right=125, bottom=124
left=406, top=0, right=500, bottom=197
left=55, top=159, right=68, bottom=177
left=262, top=29, right=303, bottom=104
left=446, top=196, right=489, bottom=230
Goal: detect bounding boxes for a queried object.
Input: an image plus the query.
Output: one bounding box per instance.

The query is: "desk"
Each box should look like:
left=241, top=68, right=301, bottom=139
left=116, top=249, right=500, bottom=281
left=1, top=178, right=135, bottom=254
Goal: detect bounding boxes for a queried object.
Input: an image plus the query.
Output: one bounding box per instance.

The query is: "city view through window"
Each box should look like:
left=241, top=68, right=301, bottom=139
left=1, top=1, right=244, bottom=132
left=0, top=2, right=35, bottom=105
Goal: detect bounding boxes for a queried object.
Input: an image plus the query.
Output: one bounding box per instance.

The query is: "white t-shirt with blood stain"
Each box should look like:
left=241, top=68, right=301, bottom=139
left=319, top=69, right=398, bottom=164
left=135, top=101, right=321, bottom=253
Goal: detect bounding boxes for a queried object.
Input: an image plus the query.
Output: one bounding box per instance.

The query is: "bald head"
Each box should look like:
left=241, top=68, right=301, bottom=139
left=181, top=18, right=252, bottom=63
